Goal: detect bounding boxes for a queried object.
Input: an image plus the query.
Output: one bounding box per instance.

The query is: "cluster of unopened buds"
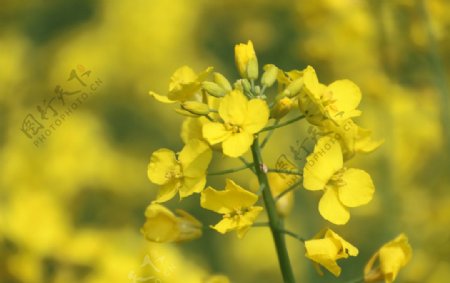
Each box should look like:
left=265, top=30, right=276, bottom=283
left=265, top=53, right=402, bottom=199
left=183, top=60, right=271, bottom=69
left=143, top=41, right=412, bottom=283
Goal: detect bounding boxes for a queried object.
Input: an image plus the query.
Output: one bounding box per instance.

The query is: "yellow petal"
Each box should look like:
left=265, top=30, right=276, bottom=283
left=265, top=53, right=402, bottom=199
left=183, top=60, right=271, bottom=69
left=181, top=117, right=206, bottom=144
left=218, top=90, right=248, bottom=125
left=319, top=186, right=350, bottom=225
left=211, top=217, right=236, bottom=234
left=148, top=91, right=176, bottom=104
left=147, top=149, right=178, bottom=185
left=338, top=169, right=375, bottom=208
left=243, top=98, right=270, bottom=133
left=305, top=238, right=342, bottom=276
left=303, top=136, right=343, bottom=191
left=155, top=179, right=179, bottom=203
left=354, top=126, right=384, bottom=154
left=179, top=139, right=212, bottom=177
left=179, top=176, right=206, bottom=198
left=325, top=229, right=359, bottom=258
left=303, top=65, right=322, bottom=100
left=203, top=122, right=231, bottom=145
left=235, top=40, right=257, bottom=78
left=200, top=179, right=259, bottom=214
left=141, top=203, right=178, bottom=243
left=327, top=80, right=361, bottom=118
left=379, top=234, right=412, bottom=282
left=222, top=132, right=253, bottom=158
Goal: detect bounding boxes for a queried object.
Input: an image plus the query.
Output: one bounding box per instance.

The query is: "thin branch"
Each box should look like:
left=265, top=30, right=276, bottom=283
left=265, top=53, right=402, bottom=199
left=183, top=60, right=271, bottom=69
left=267, top=168, right=302, bottom=176
left=276, top=228, right=305, bottom=243
left=261, top=119, right=279, bottom=148
left=275, top=179, right=302, bottom=202
left=208, top=163, right=254, bottom=176
left=239, top=157, right=255, bottom=173
left=259, top=115, right=305, bottom=133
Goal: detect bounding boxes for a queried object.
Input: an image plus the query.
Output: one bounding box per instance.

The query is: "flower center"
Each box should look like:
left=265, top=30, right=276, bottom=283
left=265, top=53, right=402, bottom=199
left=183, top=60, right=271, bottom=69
left=329, top=167, right=347, bottom=187
left=225, top=123, right=242, bottom=134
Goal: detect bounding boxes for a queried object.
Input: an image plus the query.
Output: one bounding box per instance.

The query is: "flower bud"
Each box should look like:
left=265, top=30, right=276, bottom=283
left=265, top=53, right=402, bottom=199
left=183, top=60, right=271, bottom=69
left=247, top=57, right=259, bottom=80
left=271, top=97, right=293, bottom=119
left=202, top=81, right=226, bottom=97
left=240, top=79, right=252, bottom=94
left=283, top=77, right=304, bottom=97
left=261, top=64, right=279, bottom=88
left=213, top=72, right=232, bottom=92
left=235, top=40, right=257, bottom=78
left=141, top=203, right=202, bottom=243
left=181, top=101, right=211, bottom=115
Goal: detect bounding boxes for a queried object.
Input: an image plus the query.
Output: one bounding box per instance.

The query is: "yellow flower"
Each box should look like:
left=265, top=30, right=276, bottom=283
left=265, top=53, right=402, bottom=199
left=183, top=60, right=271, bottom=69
left=305, top=228, right=359, bottom=277
left=303, top=135, right=375, bottom=224
left=299, top=66, right=362, bottom=126
left=364, top=234, right=412, bottom=283
left=319, top=119, right=383, bottom=160
left=149, top=65, right=213, bottom=103
left=235, top=40, right=258, bottom=79
left=141, top=203, right=202, bottom=243
left=200, top=179, right=263, bottom=238
left=147, top=139, right=212, bottom=202
left=202, top=90, right=269, bottom=157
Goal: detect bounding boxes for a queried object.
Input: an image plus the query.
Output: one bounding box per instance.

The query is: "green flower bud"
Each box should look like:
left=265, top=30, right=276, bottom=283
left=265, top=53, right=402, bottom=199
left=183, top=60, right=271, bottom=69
left=261, top=64, right=279, bottom=88
left=181, top=101, right=210, bottom=115
left=283, top=77, right=304, bottom=97
left=202, top=81, right=226, bottom=97
left=213, top=72, right=232, bottom=92
left=247, top=57, right=259, bottom=80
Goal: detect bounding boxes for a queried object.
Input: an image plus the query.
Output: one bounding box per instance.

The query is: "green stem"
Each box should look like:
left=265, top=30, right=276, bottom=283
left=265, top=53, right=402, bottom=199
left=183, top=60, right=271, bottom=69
left=259, top=115, right=305, bottom=133
left=267, top=168, right=303, bottom=176
left=251, top=137, right=296, bottom=283
left=261, top=119, right=279, bottom=148
left=239, top=157, right=255, bottom=173
left=275, top=179, right=302, bottom=202
left=208, top=163, right=254, bottom=176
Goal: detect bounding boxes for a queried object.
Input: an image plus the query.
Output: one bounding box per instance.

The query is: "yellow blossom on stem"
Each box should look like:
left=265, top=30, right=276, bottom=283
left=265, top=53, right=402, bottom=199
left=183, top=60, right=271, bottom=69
left=147, top=139, right=212, bottom=202
left=141, top=203, right=202, bottom=243
left=305, top=228, right=359, bottom=277
left=149, top=65, right=213, bottom=103
left=235, top=40, right=258, bottom=79
left=303, top=135, right=375, bottom=224
left=364, top=234, right=412, bottom=283
left=200, top=179, right=263, bottom=238
left=298, top=65, right=362, bottom=125
left=202, top=90, right=269, bottom=157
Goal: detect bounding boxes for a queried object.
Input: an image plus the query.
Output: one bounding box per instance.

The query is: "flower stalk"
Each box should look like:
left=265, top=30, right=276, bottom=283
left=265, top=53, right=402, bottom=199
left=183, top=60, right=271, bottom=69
left=251, top=136, right=296, bottom=283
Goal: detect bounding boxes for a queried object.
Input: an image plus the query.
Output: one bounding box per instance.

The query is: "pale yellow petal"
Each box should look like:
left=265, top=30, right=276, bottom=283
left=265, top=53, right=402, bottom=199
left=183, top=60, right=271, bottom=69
left=149, top=91, right=176, bottom=104
left=222, top=132, right=253, bottom=158
left=303, top=136, right=343, bottom=191
left=327, top=80, right=361, bottom=116
left=155, top=179, right=179, bottom=203
left=147, top=149, right=177, bottom=185
left=338, top=169, right=375, bottom=208
left=319, top=186, right=349, bottom=225
left=141, top=203, right=178, bottom=243
left=218, top=90, right=248, bottom=125
left=179, top=139, right=212, bottom=177
left=179, top=176, right=206, bottom=198
left=200, top=179, right=258, bottom=214
left=243, top=98, right=270, bottom=133
left=203, top=122, right=231, bottom=145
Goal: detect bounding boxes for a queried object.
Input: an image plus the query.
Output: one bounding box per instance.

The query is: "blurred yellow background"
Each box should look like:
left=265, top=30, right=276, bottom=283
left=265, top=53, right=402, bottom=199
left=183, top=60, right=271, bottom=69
left=1, top=0, right=449, bottom=282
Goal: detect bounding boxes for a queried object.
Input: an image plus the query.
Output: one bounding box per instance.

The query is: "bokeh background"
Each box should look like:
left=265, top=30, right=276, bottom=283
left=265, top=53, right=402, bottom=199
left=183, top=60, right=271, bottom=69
left=1, top=0, right=449, bottom=282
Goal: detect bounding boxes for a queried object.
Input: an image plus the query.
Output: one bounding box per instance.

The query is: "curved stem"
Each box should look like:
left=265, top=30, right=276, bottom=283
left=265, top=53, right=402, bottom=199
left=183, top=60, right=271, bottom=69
left=259, top=115, right=305, bottom=133
left=275, top=179, right=302, bottom=202
left=267, top=168, right=303, bottom=176
left=261, top=119, right=279, bottom=148
left=208, top=163, right=254, bottom=176
left=251, top=137, right=296, bottom=283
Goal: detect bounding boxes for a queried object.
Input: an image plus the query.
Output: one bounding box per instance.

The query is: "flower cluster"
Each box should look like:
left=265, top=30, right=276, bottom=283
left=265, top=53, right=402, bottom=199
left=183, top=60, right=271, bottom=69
left=143, top=41, right=411, bottom=282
